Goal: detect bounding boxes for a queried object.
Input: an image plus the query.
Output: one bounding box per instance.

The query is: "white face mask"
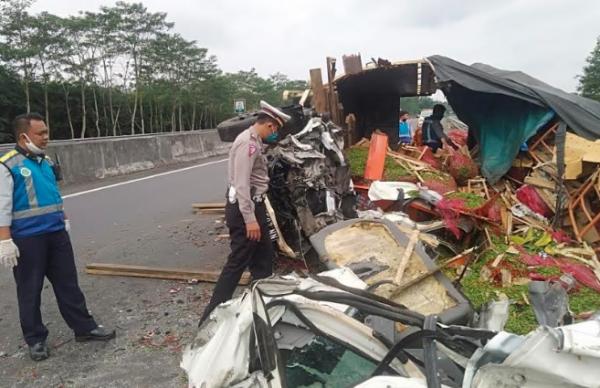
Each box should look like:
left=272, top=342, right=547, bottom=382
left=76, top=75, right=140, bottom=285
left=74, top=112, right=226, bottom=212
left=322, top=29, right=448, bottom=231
left=23, top=134, right=45, bottom=155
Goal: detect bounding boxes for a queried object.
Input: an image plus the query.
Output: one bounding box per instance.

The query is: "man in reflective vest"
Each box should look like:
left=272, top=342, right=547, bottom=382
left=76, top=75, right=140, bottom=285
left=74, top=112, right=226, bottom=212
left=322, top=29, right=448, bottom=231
left=0, top=113, right=115, bottom=361
left=398, top=110, right=412, bottom=144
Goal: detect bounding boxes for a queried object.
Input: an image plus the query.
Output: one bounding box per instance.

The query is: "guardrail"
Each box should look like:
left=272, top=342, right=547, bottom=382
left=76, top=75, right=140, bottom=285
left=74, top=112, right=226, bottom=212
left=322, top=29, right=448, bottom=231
left=0, top=129, right=215, bottom=153
left=1, top=129, right=229, bottom=185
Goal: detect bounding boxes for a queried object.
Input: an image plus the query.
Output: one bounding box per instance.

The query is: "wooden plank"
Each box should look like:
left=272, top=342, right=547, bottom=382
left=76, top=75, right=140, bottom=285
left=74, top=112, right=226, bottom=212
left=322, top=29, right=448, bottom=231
left=393, top=230, right=420, bottom=285
left=85, top=263, right=250, bottom=285
left=394, top=224, right=439, bottom=248
left=390, top=247, right=476, bottom=297
left=194, top=209, right=225, bottom=215
left=387, top=151, right=431, bottom=168
left=491, top=253, right=505, bottom=268
left=345, top=113, right=357, bottom=146
left=309, top=68, right=328, bottom=114
left=265, top=197, right=297, bottom=259
left=342, top=54, right=363, bottom=75
left=484, top=227, right=494, bottom=248
left=391, top=266, right=441, bottom=297
left=192, top=202, right=226, bottom=209
left=524, top=176, right=555, bottom=190
left=299, top=89, right=311, bottom=106
left=467, top=178, right=490, bottom=199
left=326, top=56, right=342, bottom=125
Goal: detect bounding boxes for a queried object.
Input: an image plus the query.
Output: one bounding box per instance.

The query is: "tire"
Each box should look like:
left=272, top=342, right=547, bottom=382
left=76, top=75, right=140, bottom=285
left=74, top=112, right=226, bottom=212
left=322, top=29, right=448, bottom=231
left=216, top=104, right=310, bottom=142
left=217, top=112, right=259, bottom=142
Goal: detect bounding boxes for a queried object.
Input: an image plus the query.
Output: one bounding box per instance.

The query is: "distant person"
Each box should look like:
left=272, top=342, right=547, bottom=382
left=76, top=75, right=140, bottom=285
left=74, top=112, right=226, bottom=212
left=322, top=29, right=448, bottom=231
left=398, top=110, right=412, bottom=144
left=0, top=113, right=115, bottom=362
left=421, top=104, right=456, bottom=152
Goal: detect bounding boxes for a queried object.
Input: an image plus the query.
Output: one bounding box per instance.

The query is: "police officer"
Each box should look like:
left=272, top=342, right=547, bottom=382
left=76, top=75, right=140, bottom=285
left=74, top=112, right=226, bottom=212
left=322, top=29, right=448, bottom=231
left=0, top=113, right=115, bottom=361
left=199, top=101, right=290, bottom=323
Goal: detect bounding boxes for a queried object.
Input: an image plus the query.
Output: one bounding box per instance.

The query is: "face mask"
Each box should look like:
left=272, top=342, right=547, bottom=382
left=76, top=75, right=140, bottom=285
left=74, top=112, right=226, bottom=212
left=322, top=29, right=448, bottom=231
left=23, top=134, right=44, bottom=155
left=265, top=132, right=279, bottom=143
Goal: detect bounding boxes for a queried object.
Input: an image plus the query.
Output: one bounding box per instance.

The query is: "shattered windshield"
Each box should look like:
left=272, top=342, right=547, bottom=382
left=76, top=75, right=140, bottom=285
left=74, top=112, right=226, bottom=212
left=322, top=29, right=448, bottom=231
left=283, top=336, right=377, bottom=387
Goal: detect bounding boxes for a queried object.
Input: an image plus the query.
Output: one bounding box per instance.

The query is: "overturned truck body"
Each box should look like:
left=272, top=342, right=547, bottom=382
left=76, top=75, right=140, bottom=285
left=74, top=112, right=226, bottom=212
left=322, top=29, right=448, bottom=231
left=332, top=55, right=600, bottom=183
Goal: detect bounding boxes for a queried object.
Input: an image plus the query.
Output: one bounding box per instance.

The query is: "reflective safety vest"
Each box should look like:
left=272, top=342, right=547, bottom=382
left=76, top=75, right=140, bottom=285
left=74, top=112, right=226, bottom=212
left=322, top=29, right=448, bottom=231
left=0, top=149, right=65, bottom=238
left=398, top=121, right=412, bottom=139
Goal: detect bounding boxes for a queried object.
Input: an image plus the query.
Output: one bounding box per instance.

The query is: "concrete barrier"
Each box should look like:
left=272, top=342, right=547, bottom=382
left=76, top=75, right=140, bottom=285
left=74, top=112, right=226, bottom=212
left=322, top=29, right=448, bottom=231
left=1, top=130, right=229, bottom=185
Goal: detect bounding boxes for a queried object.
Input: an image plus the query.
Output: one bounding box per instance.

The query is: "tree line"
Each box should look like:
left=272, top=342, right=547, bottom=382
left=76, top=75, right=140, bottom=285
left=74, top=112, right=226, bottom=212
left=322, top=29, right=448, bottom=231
left=578, top=37, right=600, bottom=103
left=0, top=0, right=307, bottom=142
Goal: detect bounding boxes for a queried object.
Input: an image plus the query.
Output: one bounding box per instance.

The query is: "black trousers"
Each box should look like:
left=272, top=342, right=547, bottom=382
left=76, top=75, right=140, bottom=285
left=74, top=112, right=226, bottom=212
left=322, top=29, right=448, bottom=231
left=200, top=200, right=274, bottom=323
left=12, top=230, right=97, bottom=346
left=424, top=141, right=442, bottom=153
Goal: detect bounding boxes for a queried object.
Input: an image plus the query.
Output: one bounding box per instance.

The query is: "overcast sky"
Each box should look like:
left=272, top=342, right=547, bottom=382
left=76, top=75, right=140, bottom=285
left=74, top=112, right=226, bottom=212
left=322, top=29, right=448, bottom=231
left=31, top=0, right=600, bottom=92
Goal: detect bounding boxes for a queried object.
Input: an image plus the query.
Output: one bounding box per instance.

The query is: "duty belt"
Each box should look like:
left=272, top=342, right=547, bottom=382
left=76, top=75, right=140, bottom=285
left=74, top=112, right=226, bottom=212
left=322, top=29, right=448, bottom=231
left=252, top=193, right=266, bottom=203
left=227, top=186, right=266, bottom=203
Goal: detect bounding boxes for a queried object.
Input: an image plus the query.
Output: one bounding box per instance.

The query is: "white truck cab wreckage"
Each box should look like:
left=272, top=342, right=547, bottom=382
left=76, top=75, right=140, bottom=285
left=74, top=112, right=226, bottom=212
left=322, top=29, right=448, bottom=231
left=181, top=268, right=600, bottom=388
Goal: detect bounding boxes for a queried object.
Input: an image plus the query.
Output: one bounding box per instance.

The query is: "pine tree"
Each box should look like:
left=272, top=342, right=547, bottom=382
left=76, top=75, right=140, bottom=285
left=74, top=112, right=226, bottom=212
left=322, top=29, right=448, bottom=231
left=578, top=37, right=600, bottom=101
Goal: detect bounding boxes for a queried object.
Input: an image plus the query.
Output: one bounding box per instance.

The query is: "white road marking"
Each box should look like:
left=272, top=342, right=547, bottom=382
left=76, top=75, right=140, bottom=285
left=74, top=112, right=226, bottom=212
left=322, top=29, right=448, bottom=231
left=63, top=158, right=228, bottom=199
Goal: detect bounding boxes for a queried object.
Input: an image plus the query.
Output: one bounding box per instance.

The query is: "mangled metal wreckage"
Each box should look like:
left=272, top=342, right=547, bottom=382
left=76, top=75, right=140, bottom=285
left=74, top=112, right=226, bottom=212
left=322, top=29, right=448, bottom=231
left=216, top=103, right=356, bottom=256
left=265, top=117, right=356, bottom=255
left=181, top=266, right=600, bottom=387
left=182, top=216, right=600, bottom=387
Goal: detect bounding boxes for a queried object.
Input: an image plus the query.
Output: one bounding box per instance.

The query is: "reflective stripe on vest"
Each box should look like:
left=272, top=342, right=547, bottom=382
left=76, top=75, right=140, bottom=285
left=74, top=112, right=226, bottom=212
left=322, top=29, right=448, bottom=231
left=13, top=203, right=64, bottom=220
left=0, top=149, right=18, bottom=163
left=24, top=167, right=39, bottom=208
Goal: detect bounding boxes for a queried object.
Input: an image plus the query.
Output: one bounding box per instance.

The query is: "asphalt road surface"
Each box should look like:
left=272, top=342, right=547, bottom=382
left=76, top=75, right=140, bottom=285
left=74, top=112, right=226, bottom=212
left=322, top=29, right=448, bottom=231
left=0, top=156, right=232, bottom=387
left=64, top=156, right=229, bottom=269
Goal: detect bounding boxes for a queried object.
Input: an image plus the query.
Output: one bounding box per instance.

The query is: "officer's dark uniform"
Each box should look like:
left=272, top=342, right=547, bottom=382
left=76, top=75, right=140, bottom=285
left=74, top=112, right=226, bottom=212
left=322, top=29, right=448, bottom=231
left=0, top=146, right=97, bottom=346
left=422, top=115, right=445, bottom=152
left=200, top=126, right=275, bottom=323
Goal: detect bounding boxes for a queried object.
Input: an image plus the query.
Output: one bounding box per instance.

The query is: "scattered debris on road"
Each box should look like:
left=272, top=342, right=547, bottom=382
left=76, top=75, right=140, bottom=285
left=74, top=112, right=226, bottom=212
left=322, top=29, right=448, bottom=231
left=191, top=202, right=226, bottom=215
left=85, top=263, right=251, bottom=285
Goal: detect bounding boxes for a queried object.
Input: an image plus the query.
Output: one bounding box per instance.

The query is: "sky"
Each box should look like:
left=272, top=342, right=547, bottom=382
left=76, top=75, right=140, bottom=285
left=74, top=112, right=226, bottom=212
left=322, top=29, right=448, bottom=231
left=31, top=0, right=600, bottom=93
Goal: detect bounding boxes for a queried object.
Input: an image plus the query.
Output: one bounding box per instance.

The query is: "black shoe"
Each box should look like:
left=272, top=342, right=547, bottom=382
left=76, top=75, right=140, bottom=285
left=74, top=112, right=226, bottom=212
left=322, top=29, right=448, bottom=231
left=75, top=325, right=116, bottom=342
left=29, top=341, right=50, bottom=361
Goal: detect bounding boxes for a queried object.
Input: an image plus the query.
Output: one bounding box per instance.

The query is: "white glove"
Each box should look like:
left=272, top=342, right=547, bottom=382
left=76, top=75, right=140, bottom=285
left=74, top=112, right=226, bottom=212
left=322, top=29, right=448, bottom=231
left=0, top=239, right=19, bottom=268
left=65, top=219, right=71, bottom=233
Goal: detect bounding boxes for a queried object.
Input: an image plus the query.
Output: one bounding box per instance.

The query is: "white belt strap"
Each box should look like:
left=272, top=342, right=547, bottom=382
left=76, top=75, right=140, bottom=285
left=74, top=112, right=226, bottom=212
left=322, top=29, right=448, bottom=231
left=227, top=186, right=237, bottom=204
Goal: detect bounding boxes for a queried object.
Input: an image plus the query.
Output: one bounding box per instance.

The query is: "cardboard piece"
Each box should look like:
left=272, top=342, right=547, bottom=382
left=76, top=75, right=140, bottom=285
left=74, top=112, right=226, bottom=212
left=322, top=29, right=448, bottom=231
left=564, top=132, right=600, bottom=180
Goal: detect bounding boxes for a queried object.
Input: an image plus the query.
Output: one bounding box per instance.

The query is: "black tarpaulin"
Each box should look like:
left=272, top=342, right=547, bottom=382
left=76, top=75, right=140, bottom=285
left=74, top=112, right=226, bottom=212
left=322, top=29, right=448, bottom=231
left=427, top=55, right=600, bottom=140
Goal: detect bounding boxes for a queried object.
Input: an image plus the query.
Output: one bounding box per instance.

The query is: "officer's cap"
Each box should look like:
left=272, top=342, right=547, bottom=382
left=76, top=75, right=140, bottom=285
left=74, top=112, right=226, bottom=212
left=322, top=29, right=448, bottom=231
left=259, top=100, right=291, bottom=128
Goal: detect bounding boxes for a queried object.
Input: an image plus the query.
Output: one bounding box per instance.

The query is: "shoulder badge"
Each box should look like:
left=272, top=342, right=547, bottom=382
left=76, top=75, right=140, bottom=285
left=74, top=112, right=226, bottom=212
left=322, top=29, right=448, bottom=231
left=249, top=143, right=257, bottom=157
left=20, top=167, right=32, bottom=177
